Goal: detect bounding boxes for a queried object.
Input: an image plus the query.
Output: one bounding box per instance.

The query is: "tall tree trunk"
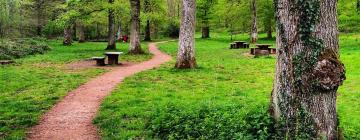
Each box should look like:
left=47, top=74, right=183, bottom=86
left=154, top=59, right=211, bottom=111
left=201, top=27, right=209, bottom=38
left=201, top=11, right=210, bottom=38
left=266, top=25, right=272, bottom=39
left=78, top=24, right=85, bottom=43
left=36, top=0, right=43, bottom=36
left=144, top=0, right=151, bottom=41
left=96, top=23, right=100, bottom=41
left=250, top=0, right=257, bottom=43
left=167, top=0, right=175, bottom=18
left=63, top=25, right=72, bottom=46
left=271, top=0, right=346, bottom=139
left=72, top=22, right=77, bottom=40
left=117, top=23, right=122, bottom=41
left=106, top=0, right=116, bottom=50
left=175, top=0, right=197, bottom=69
left=144, top=20, right=151, bottom=41
left=357, top=0, right=360, bottom=12
left=129, top=0, right=143, bottom=54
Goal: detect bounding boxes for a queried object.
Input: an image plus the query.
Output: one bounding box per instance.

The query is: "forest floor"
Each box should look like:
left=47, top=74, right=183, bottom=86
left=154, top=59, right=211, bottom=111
left=94, top=33, right=360, bottom=139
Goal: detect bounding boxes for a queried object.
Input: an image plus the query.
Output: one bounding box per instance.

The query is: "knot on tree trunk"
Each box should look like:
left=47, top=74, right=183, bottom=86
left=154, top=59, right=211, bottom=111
left=312, top=50, right=346, bottom=91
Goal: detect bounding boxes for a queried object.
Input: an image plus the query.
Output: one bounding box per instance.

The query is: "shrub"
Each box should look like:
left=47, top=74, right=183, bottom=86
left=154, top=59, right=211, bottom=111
left=164, top=23, right=180, bottom=38
left=146, top=103, right=277, bottom=140
left=0, top=38, right=50, bottom=60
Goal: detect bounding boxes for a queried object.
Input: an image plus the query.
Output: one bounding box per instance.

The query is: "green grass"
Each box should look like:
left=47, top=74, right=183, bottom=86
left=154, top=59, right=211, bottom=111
left=0, top=41, right=151, bottom=139
left=94, top=34, right=360, bottom=139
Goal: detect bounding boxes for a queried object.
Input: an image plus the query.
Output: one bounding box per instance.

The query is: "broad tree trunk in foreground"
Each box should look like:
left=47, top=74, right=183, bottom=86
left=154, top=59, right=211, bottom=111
left=175, top=0, right=196, bottom=69
left=63, top=25, right=72, bottom=46
left=271, top=0, right=346, bottom=139
left=250, top=0, right=257, bottom=43
left=106, top=0, right=116, bottom=50
left=78, top=24, right=85, bottom=43
left=129, top=0, right=143, bottom=54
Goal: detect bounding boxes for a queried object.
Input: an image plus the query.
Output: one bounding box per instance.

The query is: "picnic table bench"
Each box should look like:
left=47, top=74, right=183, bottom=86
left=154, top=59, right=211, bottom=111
left=0, top=60, right=14, bottom=65
left=92, top=57, right=106, bottom=66
left=104, top=52, right=123, bottom=65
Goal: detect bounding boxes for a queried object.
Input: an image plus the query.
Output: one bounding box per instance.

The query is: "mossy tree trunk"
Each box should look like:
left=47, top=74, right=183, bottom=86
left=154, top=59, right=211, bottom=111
left=63, top=25, right=72, bottom=46
left=175, top=0, right=197, bottom=69
left=129, top=0, right=143, bottom=54
left=106, top=0, right=116, bottom=50
left=250, top=0, right=257, bottom=43
left=271, top=0, right=346, bottom=139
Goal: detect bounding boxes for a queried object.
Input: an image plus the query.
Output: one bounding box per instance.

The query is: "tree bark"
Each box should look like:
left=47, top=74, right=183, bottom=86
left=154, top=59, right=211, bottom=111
left=36, top=0, right=44, bottom=36
left=250, top=0, right=257, bottom=43
left=72, top=22, right=77, bottom=40
left=144, top=0, right=151, bottom=41
left=129, top=0, right=143, bottom=54
left=266, top=26, right=272, bottom=39
left=271, top=0, right=346, bottom=139
left=144, top=20, right=151, bottom=41
left=202, top=26, right=210, bottom=38
left=78, top=24, right=85, bottom=43
left=63, top=25, right=72, bottom=46
left=116, top=23, right=122, bottom=41
left=106, top=0, right=116, bottom=50
left=201, top=10, right=210, bottom=38
left=175, top=0, right=197, bottom=69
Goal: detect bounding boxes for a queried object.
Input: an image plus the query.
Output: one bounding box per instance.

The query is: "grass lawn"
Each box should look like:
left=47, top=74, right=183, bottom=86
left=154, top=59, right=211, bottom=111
left=0, top=41, right=151, bottom=139
left=94, top=33, right=360, bottom=139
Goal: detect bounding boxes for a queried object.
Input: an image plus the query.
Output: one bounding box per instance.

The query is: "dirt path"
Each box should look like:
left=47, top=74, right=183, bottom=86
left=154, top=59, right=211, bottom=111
left=27, top=42, right=172, bottom=140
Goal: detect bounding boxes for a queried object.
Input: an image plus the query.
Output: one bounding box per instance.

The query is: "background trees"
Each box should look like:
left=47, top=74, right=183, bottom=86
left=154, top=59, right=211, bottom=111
left=0, top=0, right=359, bottom=41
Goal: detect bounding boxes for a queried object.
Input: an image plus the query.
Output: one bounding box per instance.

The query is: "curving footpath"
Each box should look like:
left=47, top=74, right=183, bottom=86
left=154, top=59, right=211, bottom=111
left=27, top=42, right=172, bottom=140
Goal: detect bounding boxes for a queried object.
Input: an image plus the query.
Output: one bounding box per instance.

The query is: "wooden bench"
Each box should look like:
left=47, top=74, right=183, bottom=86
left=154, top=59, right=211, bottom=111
left=92, top=57, right=106, bottom=66
left=255, top=50, right=270, bottom=57
left=0, top=60, right=14, bottom=65
left=270, top=48, right=277, bottom=54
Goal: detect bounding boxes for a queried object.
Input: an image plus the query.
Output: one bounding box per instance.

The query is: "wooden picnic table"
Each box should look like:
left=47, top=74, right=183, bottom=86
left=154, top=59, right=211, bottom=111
left=256, top=44, right=272, bottom=50
left=104, top=52, right=123, bottom=65
left=234, top=41, right=246, bottom=48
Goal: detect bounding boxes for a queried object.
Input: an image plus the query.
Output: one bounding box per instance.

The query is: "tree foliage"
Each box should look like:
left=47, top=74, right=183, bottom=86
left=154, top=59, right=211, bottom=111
left=0, top=0, right=359, bottom=39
